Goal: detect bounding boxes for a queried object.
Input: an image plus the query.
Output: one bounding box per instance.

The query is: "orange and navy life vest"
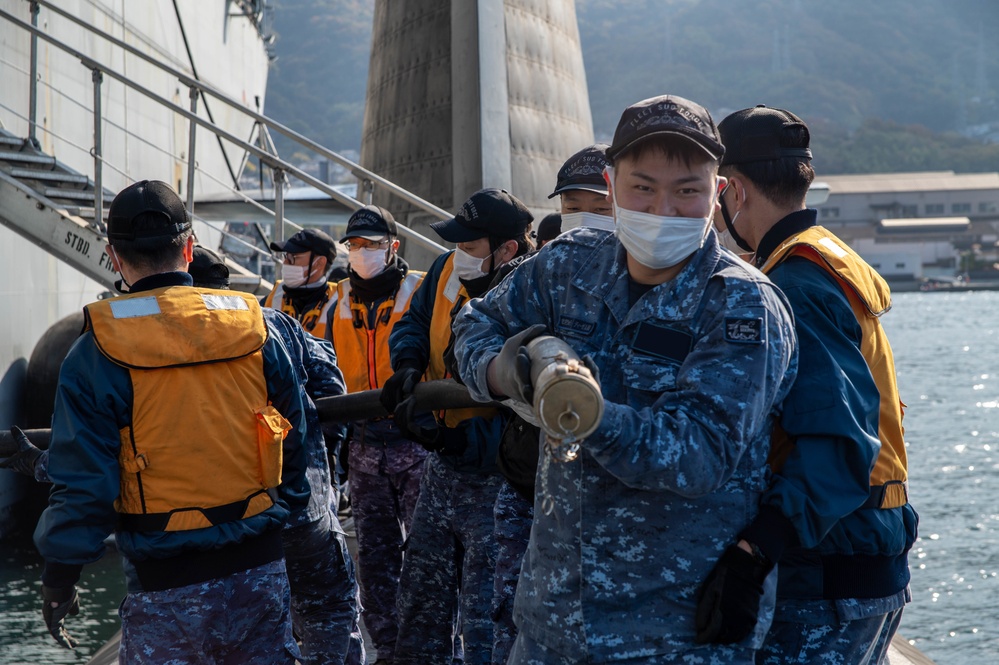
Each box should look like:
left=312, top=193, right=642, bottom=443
left=85, top=286, right=291, bottom=532
left=428, top=253, right=501, bottom=428
left=760, top=226, right=908, bottom=510
left=331, top=271, right=425, bottom=393
left=264, top=281, right=337, bottom=339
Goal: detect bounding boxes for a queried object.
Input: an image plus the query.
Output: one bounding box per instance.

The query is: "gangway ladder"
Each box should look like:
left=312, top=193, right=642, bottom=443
left=0, top=128, right=266, bottom=293
left=0, top=128, right=120, bottom=289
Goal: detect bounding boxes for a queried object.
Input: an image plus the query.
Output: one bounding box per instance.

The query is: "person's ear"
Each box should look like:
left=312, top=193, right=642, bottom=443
left=311, top=255, right=329, bottom=278
left=182, top=236, right=195, bottom=263
left=500, top=239, right=518, bottom=264
left=105, top=245, right=122, bottom=272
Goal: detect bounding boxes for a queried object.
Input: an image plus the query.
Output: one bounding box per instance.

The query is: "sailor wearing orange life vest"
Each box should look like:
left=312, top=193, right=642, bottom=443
left=324, top=204, right=428, bottom=663
left=33, top=181, right=310, bottom=659
left=265, top=227, right=342, bottom=340
left=696, top=106, right=917, bottom=664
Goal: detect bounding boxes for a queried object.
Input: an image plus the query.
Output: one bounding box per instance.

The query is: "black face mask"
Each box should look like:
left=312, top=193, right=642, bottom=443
left=458, top=272, right=495, bottom=299
left=719, top=186, right=755, bottom=253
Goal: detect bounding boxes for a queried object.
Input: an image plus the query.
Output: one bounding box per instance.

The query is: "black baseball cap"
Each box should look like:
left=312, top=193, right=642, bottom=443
left=341, top=205, right=398, bottom=242
left=270, top=228, right=337, bottom=260
left=718, top=105, right=813, bottom=166
left=548, top=144, right=610, bottom=199
left=189, top=246, right=230, bottom=289
left=107, top=180, right=192, bottom=242
left=606, top=95, right=725, bottom=162
left=430, top=188, right=534, bottom=243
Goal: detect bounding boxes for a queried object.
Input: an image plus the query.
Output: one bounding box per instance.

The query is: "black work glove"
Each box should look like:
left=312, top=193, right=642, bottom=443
left=580, top=354, right=601, bottom=386
left=395, top=397, right=466, bottom=455
left=1, top=426, right=43, bottom=478
left=379, top=364, right=423, bottom=413
left=42, top=585, right=80, bottom=649
left=338, top=435, right=350, bottom=479
left=694, top=544, right=773, bottom=645
left=394, top=396, right=443, bottom=451
left=443, top=333, right=463, bottom=386
left=491, top=324, right=547, bottom=403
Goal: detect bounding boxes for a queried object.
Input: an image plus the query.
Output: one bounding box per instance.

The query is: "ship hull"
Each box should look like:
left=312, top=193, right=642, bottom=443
left=0, top=0, right=270, bottom=536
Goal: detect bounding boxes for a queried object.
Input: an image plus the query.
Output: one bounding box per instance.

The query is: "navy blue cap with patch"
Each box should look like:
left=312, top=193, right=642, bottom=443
left=341, top=205, right=398, bottom=242
left=430, top=188, right=534, bottom=243
left=270, top=228, right=338, bottom=261
left=606, top=95, right=724, bottom=162
left=549, top=144, right=610, bottom=199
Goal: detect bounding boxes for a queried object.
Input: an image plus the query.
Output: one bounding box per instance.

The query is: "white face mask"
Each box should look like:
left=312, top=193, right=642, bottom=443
left=349, top=247, right=389, bottom=280
left=281, top=262, right=309, bottom=288
left=561, top=211, right=615, bottom=232
left=614, top=204, right=711, bottom=269
left=453, top=247, right=494, bottom=280
left=606, top=165, right=714, bottom=270
left=716, top=218, right=748, bottom=254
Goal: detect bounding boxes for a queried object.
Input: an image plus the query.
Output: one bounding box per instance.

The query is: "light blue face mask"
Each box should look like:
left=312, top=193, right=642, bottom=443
left=605, top=167, right=713, bottom=269
left=613, top=204, right=712, bottom=269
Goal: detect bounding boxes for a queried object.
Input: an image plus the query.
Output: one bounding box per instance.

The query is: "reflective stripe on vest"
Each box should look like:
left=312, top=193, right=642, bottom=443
left=429, top=253, right=500, bottom=427
left=265, top=281, right=337, bottom=339
left=761, top=226, right=908, bottom=509
left=332, top=272, right=425, bottom=393
left=86, top=286, right=289, bottom=531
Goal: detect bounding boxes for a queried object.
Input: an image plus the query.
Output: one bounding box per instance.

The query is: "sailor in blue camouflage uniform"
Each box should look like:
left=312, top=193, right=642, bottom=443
left=265, top=309, right=365, bottom=665
left=452, top=96, right=799, bottom=664
left=195, top=246, right=366, bottom=665
left=324, top=207, right=429, bottom=665
left=488, top=142, right=619, bottom=665
left=379, top=188, right=536, bottom=665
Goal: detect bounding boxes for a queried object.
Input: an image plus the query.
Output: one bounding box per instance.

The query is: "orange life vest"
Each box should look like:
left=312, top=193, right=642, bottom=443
left=760, top=226, right=908, bottom=509
left=264, top=281, right=337, bottom=339
left=429, top=253, right=501, bottom=428
left=86, top=286, right=291, bottom=531
left=331, top=271, right=425, bottom=393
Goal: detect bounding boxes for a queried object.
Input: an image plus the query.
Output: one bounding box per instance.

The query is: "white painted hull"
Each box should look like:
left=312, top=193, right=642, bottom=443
left=0, top=0, right=269, bottom=534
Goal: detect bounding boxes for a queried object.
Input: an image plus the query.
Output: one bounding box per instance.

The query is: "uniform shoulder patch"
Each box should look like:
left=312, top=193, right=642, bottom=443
left=724, top=317, right=763, bottom=344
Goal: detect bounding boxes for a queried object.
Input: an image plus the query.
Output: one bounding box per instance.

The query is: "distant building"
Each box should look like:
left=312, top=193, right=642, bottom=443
left=815, top=171, right=999, bottom=282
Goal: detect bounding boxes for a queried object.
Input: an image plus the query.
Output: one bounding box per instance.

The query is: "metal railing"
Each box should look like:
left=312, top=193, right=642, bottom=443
left=1, top=0, right=448, bottom=255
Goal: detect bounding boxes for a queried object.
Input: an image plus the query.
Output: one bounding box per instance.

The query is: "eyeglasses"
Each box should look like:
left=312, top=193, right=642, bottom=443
left=344, top=240, right=390, bottom=251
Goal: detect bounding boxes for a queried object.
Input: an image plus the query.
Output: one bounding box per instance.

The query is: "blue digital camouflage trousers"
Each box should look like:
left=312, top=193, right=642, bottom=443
left=283, top=506, right=366, bottom=665
left=350, top=443, right=427, bottom=662
left=757, top=592, right=908, bottom=665
left=491, top=481, right=532, bottom=665
left=507, top=631, right=757, bottom=665
left=394, top=454, right=503, bottom=665
left=118, top=559, right=300, bottom=664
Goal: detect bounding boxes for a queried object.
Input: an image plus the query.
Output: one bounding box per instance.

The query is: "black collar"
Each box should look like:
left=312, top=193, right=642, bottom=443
left=755, top=209, right=818, bottom=268
left=130, top=271, right=193, bottom=293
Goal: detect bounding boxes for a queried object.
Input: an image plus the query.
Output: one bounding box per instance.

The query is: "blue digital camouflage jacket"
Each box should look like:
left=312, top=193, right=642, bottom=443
left=453, top=228, right=798, bottom=660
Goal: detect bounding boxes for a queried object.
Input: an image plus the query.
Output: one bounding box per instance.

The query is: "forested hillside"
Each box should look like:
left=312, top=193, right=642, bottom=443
left=264, top=0, right=999, bottom=174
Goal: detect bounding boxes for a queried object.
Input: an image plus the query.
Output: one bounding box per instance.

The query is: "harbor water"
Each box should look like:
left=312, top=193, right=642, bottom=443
left=2, top=290, right=999, bottom=663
